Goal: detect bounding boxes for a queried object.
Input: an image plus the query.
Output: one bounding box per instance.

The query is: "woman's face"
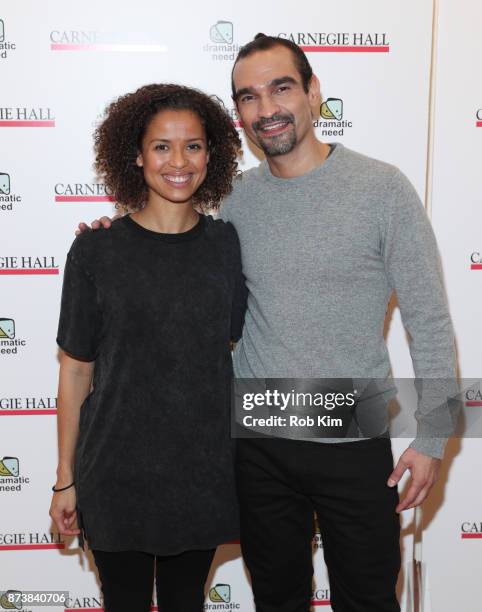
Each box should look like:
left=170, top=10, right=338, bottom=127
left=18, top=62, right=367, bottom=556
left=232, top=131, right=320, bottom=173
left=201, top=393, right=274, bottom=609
left=136, top=109, right=209, bottom=205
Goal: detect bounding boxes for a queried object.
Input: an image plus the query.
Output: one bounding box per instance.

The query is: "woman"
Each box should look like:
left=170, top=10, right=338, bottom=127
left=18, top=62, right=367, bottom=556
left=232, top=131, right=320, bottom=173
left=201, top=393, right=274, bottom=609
left=49, top=83, right=246, bottom=611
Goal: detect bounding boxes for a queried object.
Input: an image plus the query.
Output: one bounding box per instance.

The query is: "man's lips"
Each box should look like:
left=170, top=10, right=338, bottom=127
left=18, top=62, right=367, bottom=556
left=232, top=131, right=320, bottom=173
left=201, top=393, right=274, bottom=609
left=257, top=120, right=291, bottom=137
left=162, top=173, right=193, bottom=188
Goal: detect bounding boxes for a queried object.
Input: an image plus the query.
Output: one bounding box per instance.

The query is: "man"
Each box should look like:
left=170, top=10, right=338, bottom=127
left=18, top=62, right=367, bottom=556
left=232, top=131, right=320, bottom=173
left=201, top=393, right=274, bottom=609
left=81, top=35, right=456, bottom=612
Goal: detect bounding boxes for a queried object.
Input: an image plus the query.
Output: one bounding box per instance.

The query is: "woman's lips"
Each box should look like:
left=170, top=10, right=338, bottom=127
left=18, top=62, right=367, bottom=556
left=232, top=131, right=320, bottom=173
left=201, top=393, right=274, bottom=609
left=162, top=173, right=193, bottom=188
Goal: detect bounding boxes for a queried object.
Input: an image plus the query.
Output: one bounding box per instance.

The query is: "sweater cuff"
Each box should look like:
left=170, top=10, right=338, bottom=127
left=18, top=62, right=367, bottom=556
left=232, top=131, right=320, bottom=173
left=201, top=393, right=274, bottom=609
left=408, top=436, right=448, bottom=459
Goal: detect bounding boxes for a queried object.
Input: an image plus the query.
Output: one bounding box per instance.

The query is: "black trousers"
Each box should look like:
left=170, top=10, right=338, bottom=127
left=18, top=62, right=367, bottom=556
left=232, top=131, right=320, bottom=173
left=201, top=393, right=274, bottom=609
left=235, top=435, right=401, bottom=612
left=91, top=548, right=216, bottom=612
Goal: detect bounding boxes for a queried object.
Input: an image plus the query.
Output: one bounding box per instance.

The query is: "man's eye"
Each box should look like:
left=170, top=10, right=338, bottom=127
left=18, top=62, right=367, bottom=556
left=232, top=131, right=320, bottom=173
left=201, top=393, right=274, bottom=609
left=240, top=95, right=254, bottom=103
left=275, top=86, right=290, bottom=94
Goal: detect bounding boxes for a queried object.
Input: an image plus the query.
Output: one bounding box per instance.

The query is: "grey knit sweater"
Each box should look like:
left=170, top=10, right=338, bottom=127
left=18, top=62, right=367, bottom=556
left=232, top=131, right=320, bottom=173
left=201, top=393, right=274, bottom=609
left=220, top=143, right=457, bottom=458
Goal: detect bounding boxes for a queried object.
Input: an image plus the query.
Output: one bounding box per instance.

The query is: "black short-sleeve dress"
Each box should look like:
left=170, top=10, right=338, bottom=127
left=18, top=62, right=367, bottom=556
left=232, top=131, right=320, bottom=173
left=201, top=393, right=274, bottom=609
left=56, top=214, right=247, bottom=555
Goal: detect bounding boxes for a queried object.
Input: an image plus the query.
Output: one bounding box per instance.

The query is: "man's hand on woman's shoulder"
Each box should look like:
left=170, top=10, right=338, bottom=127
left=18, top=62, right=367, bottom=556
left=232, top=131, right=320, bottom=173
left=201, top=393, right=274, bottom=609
left=75, top=214, right=121, bottom=236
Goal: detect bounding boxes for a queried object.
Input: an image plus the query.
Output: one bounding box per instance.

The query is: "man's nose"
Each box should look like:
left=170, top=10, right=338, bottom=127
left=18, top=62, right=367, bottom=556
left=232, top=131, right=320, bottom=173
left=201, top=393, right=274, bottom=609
left=258, top=94, right=281, bottom=120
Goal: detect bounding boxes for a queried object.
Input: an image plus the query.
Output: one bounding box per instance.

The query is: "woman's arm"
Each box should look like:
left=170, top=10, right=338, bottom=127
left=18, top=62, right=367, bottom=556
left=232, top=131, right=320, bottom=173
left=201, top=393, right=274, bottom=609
left=49, top=351, right=94, bottom=536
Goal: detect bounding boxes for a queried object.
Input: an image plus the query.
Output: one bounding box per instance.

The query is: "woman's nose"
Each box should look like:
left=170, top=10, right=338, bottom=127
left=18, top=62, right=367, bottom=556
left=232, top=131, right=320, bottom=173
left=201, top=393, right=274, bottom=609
left=169, top=147, right=188, bottom=169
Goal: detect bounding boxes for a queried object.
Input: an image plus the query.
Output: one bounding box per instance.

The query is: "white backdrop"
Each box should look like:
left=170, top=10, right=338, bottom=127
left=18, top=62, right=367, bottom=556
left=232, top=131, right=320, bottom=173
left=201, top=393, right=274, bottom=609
left=0, top=1, right=480, bottom=610
left=420, top=0, right=482, bottom=610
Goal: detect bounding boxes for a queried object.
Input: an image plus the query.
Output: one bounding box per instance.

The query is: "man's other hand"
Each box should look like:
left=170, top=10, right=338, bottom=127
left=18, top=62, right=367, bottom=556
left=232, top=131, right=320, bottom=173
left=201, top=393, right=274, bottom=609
left=387, top=447, right=441, bottom=513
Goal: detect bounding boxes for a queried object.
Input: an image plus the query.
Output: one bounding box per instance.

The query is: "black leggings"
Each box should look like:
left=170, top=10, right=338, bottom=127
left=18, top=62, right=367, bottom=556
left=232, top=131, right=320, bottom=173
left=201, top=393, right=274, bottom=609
left=92, top=548, right=216, bottom=612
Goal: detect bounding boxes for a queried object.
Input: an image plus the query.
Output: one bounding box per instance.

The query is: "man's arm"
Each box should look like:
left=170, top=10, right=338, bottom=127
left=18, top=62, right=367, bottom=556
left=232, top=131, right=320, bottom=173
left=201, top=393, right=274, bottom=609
left=75, top=171, right=243, bottom=234
left=76, top=196, right=229, bottom=235
left=380, top=169, right=458, bottom=512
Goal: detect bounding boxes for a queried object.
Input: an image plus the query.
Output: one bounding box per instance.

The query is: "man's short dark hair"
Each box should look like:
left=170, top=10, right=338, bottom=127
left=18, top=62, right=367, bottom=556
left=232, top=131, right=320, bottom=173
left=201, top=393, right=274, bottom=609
left=231, top=33, right=314, bottom=100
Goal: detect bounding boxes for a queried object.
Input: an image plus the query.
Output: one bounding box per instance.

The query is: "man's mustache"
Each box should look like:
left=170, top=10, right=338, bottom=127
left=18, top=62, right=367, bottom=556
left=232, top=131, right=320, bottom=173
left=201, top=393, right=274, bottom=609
left=252, top=113, right=295, bottom=132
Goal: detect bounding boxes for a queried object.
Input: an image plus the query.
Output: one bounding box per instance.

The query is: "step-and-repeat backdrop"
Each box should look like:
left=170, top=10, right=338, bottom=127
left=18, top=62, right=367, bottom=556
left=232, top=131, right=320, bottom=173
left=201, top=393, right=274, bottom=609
left=1, top=1, right=480, bottom=610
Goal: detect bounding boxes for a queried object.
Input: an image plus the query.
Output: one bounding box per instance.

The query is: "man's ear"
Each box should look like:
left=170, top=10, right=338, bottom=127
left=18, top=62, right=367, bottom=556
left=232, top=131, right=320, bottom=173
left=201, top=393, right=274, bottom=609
left=308, top=74, right=322, bottom=118
left=136, top=152, right=143, bottom=167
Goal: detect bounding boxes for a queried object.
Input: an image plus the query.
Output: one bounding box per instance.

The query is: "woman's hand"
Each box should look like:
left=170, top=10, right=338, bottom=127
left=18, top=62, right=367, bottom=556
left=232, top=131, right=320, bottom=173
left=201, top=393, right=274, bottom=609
left=49, top=485, right=81, bottom=536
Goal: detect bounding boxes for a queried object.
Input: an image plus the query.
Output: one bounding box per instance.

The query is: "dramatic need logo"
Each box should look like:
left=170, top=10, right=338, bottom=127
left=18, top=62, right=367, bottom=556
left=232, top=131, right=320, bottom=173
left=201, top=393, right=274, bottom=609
left=0, top=589, right=31, bottom=611
left=313, top=97, right=353, bottom=137
left=0, top=456, right=19, bottom=477
left=0, top=173, right=22, bottom=212
left=0, top=318, right=26, bottom=356
left=0, top=456, right=30, bottom=493
left=209, top=584, right=231, bottom=603
left=470, top=252, right=482, bottom=269
left=204, top=21, right=240, bottom=62
left=0, top=19, right=17, bottom=59
left=205, top=583, right=240, bottom=609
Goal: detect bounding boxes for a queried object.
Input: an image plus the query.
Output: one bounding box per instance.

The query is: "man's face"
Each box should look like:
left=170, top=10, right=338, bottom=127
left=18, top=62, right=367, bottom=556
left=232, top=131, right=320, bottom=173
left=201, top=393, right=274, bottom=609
left=232, top=46, right=317, bottom=157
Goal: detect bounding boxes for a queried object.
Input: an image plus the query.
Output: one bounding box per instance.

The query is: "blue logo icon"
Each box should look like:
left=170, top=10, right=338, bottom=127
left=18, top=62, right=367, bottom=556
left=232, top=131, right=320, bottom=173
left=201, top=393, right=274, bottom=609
left=0, top=173, right=11, bottom=195
left=209, top=21, right=233, bottom=44
left=209, top=584, right=231, bottom=603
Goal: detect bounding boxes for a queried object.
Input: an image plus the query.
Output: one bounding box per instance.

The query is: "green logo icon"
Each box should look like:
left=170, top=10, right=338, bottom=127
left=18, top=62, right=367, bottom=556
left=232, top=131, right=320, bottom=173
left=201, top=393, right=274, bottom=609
left=209, top=584, right=231, bottom=603
left=321, top=98, right=343, bottom=120
left=0, top=457, right=19, bottom=477
left=0, top=319, right=15, bottom=339
left=0, top=590, right=22, bottom=610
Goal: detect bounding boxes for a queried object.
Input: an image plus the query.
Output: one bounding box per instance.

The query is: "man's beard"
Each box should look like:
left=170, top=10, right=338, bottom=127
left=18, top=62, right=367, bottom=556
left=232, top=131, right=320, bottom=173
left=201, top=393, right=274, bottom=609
left=252, top=113, right=297, bottom=157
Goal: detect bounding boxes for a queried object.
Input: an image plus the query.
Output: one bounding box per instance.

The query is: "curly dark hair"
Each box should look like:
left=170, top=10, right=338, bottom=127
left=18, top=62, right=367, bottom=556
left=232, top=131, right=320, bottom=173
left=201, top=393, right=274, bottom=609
left=94, top=83, right=242, bottom=212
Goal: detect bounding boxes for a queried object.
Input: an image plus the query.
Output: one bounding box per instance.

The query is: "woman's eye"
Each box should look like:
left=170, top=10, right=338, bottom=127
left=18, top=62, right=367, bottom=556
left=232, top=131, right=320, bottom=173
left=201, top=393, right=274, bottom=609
left=154, top=144, right=168, bottom=151
left=187, top=143, right=202, bottom=150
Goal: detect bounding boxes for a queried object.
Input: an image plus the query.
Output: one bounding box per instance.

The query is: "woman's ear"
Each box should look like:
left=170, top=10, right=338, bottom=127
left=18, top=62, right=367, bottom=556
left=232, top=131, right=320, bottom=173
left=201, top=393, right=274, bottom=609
left=136, top=152, right=143, bottom=167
